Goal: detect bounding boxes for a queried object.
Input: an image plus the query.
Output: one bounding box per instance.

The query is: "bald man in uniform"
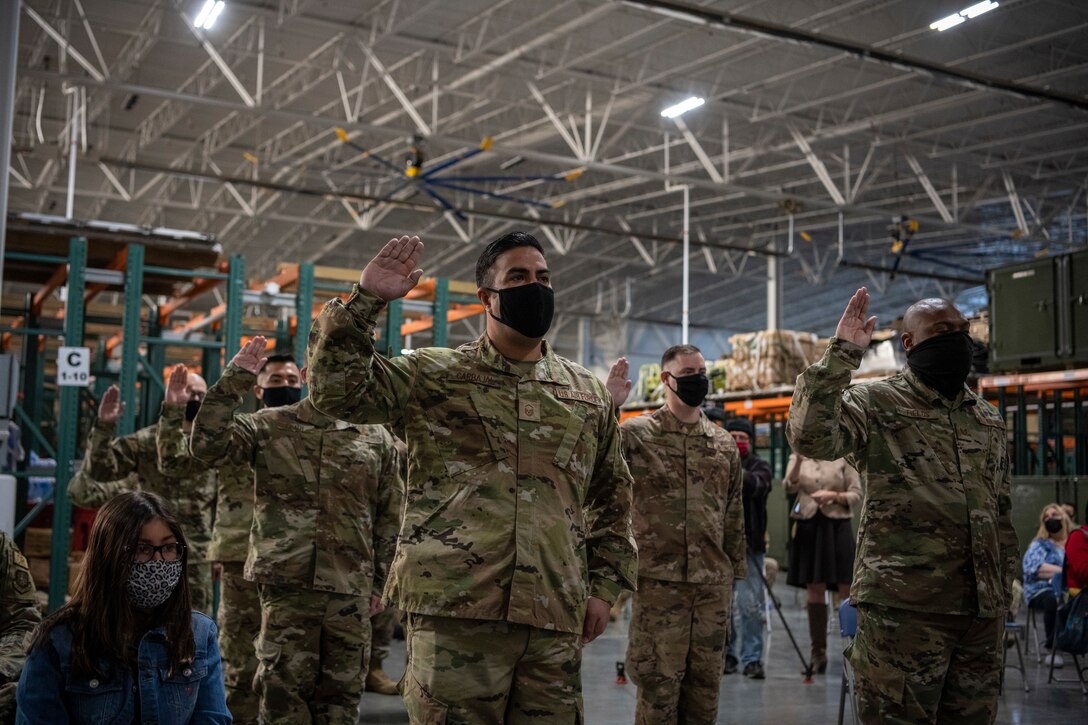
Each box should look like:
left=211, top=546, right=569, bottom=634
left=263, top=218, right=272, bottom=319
left=788, top=290, right=1018, bottom=724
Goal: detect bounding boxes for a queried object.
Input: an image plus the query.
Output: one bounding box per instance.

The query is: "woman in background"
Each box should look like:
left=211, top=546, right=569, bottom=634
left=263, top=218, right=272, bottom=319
left=1022, top=503, right=1072, bottom=668
left=784, top=452, right=862, bottom=673
left=16, top=491, right=230, bottom=724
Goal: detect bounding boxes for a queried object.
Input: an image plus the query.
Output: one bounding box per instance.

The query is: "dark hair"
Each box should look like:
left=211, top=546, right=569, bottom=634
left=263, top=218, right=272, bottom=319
left=661, top=344, right=702, bottom=368
left=474, top=231, right=545, bottom=288
left=725, top=418, right=755, bottom=437
left=258, top=353, right=298, bottom=373
left=31, top=491, right=194, bottom=677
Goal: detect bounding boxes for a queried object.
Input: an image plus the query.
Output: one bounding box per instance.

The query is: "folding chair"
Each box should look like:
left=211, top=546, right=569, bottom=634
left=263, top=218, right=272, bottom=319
left=837, top=598, right=860, bottom=725
left=1046, top=566, right=1088, bottom=695
left=1001, top=619, right=1030, bottom=693
left=1025, top=606, right=1045, bottom=663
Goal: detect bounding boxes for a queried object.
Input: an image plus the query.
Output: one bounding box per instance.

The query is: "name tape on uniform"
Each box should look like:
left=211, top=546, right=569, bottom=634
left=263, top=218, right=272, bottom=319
left=57, top=346, right=91, bottom=387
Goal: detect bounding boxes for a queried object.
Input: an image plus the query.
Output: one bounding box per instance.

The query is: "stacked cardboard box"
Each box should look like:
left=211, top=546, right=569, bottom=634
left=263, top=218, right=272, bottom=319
left=21, top=527, right=82, bottom=595
left=725, top=330, right=822, bottom=391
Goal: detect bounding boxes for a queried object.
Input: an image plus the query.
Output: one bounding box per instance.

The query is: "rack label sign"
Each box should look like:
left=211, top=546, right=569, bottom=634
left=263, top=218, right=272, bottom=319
left=57, top=347, right=91, bottom=387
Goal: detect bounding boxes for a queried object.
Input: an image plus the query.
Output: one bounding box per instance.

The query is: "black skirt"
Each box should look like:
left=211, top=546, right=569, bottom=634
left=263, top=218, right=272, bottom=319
left=786, top=511, right=856, bottom=589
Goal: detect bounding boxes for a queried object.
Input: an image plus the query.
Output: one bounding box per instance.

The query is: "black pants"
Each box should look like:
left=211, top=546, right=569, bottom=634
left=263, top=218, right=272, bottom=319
left=1029, top=589, right=1058, bottom=648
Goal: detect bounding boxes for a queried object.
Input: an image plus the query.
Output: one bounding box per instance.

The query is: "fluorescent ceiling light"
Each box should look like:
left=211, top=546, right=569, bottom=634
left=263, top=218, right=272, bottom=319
left=193, top=1, right=225, bottom=30
left=961, top=1, right=999, bottom=18
left=930, top=2, right=998, bottom=31
left=621, top=1, right=708, bottom=25
left=930, top=13, right=966, bottom=31
left=661, top=96, right=705, bottom=119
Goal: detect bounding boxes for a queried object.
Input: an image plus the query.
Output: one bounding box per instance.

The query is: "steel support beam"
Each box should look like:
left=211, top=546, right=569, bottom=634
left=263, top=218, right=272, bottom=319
left=294, top=262, right=315, bottom=389
left=26, top=68, right=1039, bottom=242
left=23, top=5, right=105, bottom=81
left=433, top=278, right=450, bottom=348
left=0, top=0, right=18, bottom=299
left=224, top=255, right=245, bottom=365
left=118, top=244, right=145, bottom=435
left=144, top=306, right=166, bottom=427
left=789, top=125, right=846, bottom=206
left=180, top=11, right=256, bottom=107
left=905, top=154, right=954, bottom=224
left=1002, top=171, right=1031, bottom=236
left=674, top=117, right=724, bottom=184
left=48, top=237, right=86, bottom=611
left=357, top=40, right=431, bottom=136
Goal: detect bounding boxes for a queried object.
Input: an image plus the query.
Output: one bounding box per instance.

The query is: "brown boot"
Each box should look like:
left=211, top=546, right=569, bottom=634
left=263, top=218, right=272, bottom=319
left=807, top=602, right=828, bottom=674
left=365, top=666, right=400, bottom=695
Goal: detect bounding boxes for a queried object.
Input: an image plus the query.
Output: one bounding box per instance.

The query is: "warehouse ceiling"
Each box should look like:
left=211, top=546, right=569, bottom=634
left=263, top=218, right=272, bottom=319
left=7, top=0, right=1088, bottom=336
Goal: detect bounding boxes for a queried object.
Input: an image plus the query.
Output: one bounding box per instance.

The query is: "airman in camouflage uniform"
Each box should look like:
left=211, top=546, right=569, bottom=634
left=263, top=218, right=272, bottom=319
left=787, top=290, right=1019, bottom=724
left=615, top=347, right=746, bottom=724
left=191, top=339, right=403, bottom=725
left=308, top=233, right=637, bottom=722
left=158, top=364, right=260, bottom=724
left=0, top=531, right=40, bottom=725
left=74, top=378, right=217, bottom=614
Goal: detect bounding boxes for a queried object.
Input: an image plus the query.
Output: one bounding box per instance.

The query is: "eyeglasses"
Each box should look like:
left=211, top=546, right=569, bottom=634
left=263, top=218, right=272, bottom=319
left=131, top=542, right=186, bottom=563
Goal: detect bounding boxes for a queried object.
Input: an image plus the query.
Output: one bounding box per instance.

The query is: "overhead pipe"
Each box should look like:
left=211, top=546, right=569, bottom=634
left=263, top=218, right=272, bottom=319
left=621, top=0, right=1088, bottom=114
left=99, top=156, right=790, bottom=258
left=837, top=259, right=982, bottom=285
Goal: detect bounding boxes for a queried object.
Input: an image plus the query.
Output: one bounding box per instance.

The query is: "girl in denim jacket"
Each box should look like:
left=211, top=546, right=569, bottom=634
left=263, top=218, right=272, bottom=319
left=16, top=491, right=231, bottom=724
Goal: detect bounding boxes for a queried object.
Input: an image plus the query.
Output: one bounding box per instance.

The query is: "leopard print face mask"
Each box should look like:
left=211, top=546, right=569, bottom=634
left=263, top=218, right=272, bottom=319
left=126, top=559, right=183, bottom=609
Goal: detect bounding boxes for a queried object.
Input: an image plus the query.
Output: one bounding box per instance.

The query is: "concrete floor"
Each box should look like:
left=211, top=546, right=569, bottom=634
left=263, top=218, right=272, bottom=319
left=359, top=584, right=1086, bottom=723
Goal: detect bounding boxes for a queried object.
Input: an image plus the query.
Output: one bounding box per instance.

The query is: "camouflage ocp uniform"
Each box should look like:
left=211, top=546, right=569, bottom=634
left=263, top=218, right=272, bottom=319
left=308, top=286, right=637, bottom=722
left=787, top=338, right=1019, bottom=724
left=73, top=410, right=217, bottom=613
left=158, top=407, right=259, bottom=725
left=0, top=532, right=40, bottom=725
left=621, top=406, right=745, bottom=724
left=191, top=364, right=402, bottom=725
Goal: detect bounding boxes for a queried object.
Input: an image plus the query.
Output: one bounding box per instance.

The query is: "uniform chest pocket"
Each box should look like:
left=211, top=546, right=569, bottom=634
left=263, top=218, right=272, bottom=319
left=973, top=411, right=1008, bottom=492
left=159, top=663, right=208, bottom=712
left=423, top=388, right=508, bottom=479
left=65, top=674, right=128, bottom=723
left=873, top=409, right=956, bottom=485
left=259, top=435, right=316, bottom=486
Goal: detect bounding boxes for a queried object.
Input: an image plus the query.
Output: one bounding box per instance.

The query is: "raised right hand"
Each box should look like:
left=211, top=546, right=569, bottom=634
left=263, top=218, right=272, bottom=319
left=164, top=364, right=189, bottom=407
left=231, top=336, right=268, bottom=375
left=834, top=287, right=877, bottom=348
left=98, top=385, right=124, bottom=423
left=605, top=357, right=632, bottom=407
left=359, top=235, right=424, bottom=302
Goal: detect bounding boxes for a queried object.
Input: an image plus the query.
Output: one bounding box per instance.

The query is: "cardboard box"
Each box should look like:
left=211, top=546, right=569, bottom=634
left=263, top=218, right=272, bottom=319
left=26, top=552, right=84, bottom=595
left=22, top=527, right=53, bottom=558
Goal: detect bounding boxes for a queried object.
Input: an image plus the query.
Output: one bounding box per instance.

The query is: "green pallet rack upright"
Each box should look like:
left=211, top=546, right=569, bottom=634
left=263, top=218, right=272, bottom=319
left=48, top=237, right=87, bottom=611
left=295, top=262, right=315, bottom=394
left=117, top=244, right=145, bottom=436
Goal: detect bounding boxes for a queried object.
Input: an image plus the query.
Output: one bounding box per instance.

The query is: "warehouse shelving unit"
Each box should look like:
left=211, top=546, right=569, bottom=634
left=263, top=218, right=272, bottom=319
left=2, top=229, right=481, bottom=610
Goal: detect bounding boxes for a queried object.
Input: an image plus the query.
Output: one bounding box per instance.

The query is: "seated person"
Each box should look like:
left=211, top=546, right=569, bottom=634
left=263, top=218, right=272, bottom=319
left=1066, top=500, right=1088, bottom=596
left=1022, top=503, right=1071, bottom=667
left=16, top=491, right=230, bottom=724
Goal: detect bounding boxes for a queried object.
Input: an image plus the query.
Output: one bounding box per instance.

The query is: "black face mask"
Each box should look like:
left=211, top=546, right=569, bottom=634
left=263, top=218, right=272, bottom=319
left=486, top=283, right=555, bottom=339
left=667, top=373, right=709, bottom=408
left=184, top=399, right=202, bottom=422
left=261, top=386, right=302, bottom=408
left=907, top=330, right=973, bottom=400
left=1044, top=518, right=1063, bottom=535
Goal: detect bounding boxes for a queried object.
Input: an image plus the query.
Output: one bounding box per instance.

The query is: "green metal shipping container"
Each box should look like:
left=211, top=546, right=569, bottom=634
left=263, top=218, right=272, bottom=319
left=988, top=249, right=1088, bottom=372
